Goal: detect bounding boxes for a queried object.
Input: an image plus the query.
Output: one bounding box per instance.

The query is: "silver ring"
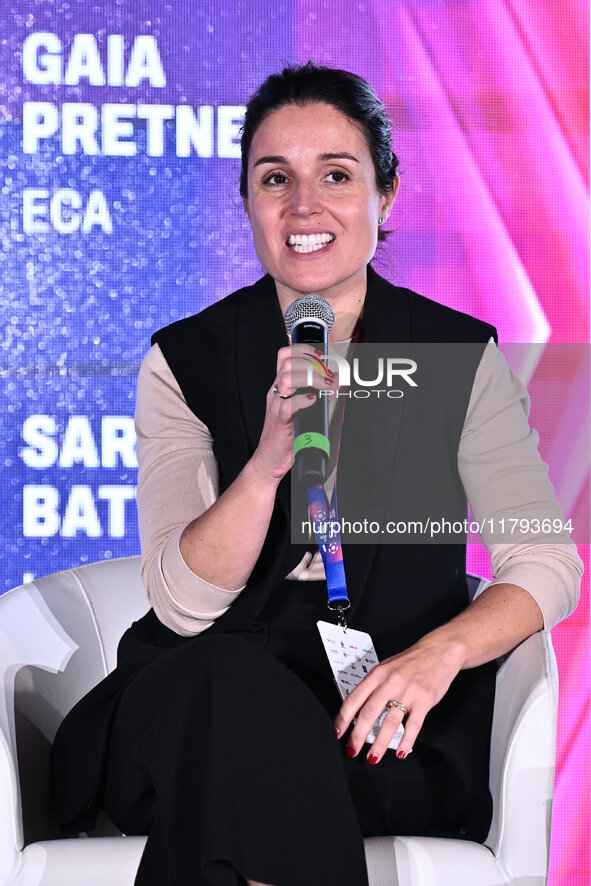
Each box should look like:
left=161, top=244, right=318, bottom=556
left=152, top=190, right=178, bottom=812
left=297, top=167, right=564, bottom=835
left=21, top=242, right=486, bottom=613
left=271, top=384, right=293, bottom=400
left=386, top=700, right=408, bottom=715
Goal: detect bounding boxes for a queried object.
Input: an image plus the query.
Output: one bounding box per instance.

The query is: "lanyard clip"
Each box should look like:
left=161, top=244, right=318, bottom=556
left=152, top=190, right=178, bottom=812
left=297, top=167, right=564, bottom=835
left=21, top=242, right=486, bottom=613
left=328, top=598, right=349, bottom=632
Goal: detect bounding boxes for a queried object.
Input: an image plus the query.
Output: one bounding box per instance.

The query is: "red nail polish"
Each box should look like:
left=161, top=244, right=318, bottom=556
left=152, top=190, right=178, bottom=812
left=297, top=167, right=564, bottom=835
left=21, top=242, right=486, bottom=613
left=335, top=727, right=341, bottom=739
left=345, top=745, right=356, bottom=758
left=397, top=750, right=406, bottom=760
left=307, top=393, right=316, bottom=400
left=368, top=753, right=379, bottom=765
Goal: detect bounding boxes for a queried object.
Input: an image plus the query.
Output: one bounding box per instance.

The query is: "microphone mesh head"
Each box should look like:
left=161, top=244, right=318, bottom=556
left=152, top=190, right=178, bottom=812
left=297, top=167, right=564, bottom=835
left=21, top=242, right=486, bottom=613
left=284, top=294, right=335, bottom=334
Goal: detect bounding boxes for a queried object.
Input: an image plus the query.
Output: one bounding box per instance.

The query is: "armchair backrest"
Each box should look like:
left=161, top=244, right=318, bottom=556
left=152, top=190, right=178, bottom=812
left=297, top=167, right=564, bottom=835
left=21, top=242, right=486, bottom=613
left=0, top=556, right=148, bottom=869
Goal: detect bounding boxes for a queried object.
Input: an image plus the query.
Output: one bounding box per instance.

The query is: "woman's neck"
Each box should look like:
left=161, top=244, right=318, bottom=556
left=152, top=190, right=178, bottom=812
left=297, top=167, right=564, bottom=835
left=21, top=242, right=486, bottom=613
left=276, top=271, right=367, bottom=343
left=328, top=309, right=362, bottom=342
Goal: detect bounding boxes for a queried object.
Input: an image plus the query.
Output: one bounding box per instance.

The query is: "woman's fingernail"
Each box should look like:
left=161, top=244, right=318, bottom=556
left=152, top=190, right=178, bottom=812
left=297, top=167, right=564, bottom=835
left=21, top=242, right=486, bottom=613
left=396, top=750, right=406, bottom=760
left=307, top=393, right=316, bottom=400
left=335, top=727, right=341, bottom=739
left=327, top=369, right=336, bottom=377
left=345, top=745, right=356, bottom=758
left=368, top=753, right=379, bottom=765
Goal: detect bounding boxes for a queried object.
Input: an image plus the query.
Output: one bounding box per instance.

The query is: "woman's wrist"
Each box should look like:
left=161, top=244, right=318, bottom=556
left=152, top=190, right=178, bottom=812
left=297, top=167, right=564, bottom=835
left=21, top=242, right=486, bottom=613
left=415, top=583, right=545, bottom=672
left=413, top=627, right=469, bottom=673
left=246, top=449, right=288, bottom=490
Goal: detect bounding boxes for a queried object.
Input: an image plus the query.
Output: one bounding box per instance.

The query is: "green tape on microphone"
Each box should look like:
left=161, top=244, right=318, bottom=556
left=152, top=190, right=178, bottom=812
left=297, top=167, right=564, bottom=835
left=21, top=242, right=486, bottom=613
left=293, top=432, right=330, bottom=457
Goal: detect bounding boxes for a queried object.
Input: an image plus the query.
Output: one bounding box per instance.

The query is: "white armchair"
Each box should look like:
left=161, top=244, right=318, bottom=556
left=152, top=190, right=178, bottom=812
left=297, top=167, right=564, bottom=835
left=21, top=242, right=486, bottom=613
left=0, top=558, right=558, bottom=885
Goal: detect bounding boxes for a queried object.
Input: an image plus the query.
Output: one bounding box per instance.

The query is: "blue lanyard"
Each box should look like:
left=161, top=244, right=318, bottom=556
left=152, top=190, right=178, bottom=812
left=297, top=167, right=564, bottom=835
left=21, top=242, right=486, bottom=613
left=304, top=343, right=355, bottom=626
left=306, top=481, right=350, bottom=628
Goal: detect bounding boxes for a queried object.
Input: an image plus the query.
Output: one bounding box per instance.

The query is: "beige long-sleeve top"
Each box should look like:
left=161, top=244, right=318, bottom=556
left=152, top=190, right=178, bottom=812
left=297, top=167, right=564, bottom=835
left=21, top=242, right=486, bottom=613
left=135, top=340, right=583, bottom=637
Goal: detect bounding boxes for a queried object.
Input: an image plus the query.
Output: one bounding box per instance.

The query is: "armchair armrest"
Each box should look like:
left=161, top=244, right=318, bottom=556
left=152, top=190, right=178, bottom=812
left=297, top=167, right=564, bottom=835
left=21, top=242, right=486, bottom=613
left=486, top=630, right=558, bottom=882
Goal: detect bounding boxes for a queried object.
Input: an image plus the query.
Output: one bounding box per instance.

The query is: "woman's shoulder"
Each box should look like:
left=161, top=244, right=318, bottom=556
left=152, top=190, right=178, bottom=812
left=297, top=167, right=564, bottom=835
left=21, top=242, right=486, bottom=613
left=368, top=266, right=498, bottom=344
left=407, top=288, right=497, bottom=344
left=151, top=274, right=275, bottom=352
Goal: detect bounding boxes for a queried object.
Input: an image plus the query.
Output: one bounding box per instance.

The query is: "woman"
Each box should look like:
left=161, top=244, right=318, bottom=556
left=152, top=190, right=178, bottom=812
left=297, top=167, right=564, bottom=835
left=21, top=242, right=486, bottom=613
left=53, top=63, right=582, bottom=886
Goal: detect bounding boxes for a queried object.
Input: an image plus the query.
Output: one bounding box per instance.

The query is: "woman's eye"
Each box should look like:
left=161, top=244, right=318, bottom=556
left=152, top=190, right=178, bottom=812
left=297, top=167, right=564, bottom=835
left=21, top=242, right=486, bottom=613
left=327, top=170, right=349, bottom=183
left=264, top=173, right=288, bottom=186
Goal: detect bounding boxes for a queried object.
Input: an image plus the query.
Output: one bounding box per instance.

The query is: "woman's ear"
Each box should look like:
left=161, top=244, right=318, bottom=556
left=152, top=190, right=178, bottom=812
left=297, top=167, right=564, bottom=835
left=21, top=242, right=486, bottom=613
left=380, top=175, right=400, bottom=223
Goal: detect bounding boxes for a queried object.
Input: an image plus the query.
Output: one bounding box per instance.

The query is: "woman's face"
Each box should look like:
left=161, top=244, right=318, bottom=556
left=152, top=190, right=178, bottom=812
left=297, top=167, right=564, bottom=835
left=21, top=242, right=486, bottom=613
left=244, top=102, right=396, bottom=309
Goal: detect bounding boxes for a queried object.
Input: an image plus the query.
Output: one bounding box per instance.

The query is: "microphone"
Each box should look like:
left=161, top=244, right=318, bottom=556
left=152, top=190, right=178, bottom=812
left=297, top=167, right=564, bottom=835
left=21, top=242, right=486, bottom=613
left=284, top=294, right=335, bottom=487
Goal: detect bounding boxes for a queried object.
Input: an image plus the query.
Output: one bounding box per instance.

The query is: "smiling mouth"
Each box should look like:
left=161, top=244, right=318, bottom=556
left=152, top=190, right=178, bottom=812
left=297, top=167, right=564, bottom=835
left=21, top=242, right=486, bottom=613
left=287, top=233, right=335, bottom=254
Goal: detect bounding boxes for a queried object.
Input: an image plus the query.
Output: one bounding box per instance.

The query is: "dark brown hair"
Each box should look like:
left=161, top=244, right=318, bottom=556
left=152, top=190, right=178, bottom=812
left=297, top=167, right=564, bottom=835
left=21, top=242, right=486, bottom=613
left=240, top=62, right=399, bottom=209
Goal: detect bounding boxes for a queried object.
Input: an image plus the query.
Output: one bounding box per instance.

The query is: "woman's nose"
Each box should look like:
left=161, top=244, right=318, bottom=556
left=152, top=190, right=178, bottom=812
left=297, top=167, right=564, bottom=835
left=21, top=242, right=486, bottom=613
left=289, top=180, right=321, bottom=216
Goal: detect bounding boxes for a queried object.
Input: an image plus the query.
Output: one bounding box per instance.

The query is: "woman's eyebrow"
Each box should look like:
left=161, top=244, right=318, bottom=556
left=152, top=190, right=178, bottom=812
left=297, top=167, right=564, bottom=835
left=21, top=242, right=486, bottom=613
left=320, top=152, right=359, bottom=163
left=253, top=151, right=360, bottom=169
left=253, top=155, right=288, bottom=168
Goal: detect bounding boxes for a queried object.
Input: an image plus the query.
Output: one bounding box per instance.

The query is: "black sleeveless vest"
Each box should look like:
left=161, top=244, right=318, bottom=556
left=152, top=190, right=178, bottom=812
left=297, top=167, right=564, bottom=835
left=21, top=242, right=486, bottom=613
left=152, top=266, right=497, bottom=654
left=52, top=267, right=498, bottom=835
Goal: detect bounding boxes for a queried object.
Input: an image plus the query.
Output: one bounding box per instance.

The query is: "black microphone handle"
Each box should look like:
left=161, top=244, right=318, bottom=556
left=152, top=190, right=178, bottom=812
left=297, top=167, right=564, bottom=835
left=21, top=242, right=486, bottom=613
left=291, top=319, right=329, bottom=487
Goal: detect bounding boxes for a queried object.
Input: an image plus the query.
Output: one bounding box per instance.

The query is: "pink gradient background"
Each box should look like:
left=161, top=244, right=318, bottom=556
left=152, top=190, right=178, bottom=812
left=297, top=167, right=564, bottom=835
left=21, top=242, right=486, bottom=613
left=294, top=1, right=589, bottom=882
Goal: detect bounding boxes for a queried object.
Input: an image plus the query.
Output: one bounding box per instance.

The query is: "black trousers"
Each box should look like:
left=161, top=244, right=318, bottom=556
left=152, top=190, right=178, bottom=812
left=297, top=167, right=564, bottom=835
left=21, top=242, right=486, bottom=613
left=104, top=631, right=369, bottom=886
left=98, top=580, right=495, bottom=886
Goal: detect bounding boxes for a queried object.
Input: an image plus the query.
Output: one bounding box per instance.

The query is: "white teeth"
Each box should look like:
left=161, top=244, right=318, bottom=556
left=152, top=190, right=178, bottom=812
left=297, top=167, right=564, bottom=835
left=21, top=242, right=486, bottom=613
left=287, top=233, right=335, bottom=252
left=294, top=242, right=325, bottom=253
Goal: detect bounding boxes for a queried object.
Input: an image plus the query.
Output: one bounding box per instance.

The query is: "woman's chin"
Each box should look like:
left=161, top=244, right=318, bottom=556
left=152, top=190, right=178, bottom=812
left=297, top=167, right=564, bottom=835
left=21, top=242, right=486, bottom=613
left=271, top=257, right=367, bottom=300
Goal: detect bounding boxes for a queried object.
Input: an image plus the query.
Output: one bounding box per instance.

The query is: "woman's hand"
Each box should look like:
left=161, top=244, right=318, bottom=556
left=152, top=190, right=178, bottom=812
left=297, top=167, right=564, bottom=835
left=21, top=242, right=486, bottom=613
left=177, top=343, right=336, bottom=591
left=251, top=343, right=336, bottom=483
left=334, top=581, right=546, bottom=764
left=334, top=634, right=465, bottom=764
